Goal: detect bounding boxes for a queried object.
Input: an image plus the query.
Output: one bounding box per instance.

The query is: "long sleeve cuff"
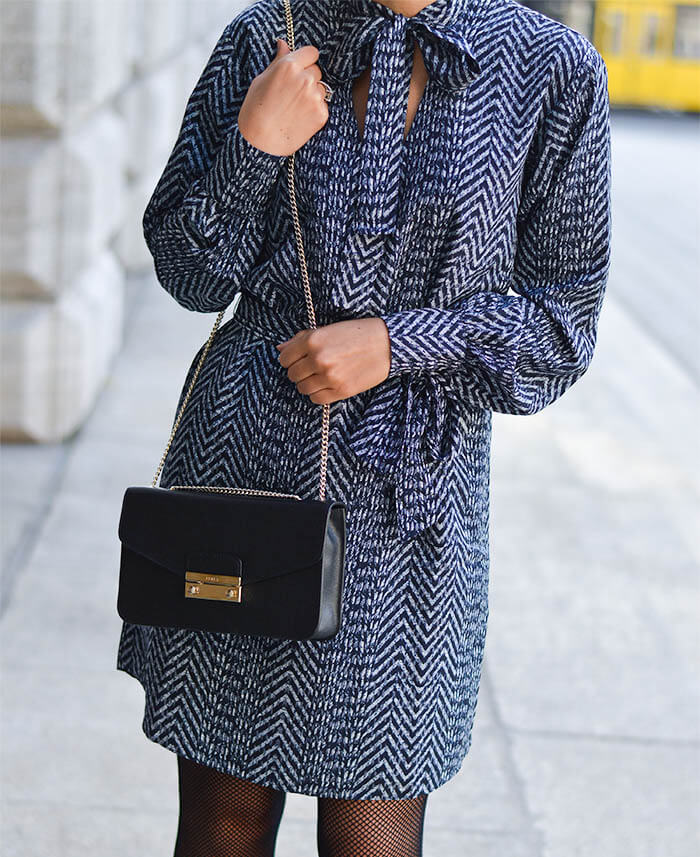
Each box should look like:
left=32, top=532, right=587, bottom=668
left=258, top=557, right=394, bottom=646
left=160, top=120, right=286, bottom=268
left=381, top=295, right=526, bottom=379
left=201, top=121, right=287, bottom=219
left=144, top=123, right=287, bottom=313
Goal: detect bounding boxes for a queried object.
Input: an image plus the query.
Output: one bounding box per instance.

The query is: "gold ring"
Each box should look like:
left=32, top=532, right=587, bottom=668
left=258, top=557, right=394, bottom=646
left=319, top=80, right=334, bottom=102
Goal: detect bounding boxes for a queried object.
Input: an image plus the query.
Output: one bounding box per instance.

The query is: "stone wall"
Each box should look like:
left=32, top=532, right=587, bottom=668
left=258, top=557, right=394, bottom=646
left=1, top=0, right=248, bottom=441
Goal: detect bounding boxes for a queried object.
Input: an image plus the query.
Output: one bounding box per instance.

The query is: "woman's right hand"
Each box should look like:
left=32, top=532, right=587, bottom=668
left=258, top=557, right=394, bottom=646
left=238, top=38, right=329, bottom=157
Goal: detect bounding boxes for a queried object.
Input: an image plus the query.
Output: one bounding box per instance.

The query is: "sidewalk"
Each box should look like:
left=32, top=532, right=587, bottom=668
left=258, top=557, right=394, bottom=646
left=2, top=112, right=698, bottom=856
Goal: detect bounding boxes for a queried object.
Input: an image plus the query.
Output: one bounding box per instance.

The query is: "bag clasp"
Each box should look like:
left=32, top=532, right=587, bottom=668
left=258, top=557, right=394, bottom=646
left=184, top=571, right=242, bottom=603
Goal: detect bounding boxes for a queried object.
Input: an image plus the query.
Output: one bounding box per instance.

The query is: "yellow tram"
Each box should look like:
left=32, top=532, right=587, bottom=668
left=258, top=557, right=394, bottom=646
left=528, top=0, right=700, bottom=111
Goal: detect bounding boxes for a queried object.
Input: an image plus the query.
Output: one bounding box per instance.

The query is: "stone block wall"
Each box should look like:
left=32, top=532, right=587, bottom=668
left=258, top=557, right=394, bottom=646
left=1, top=0, right=248, bottom=441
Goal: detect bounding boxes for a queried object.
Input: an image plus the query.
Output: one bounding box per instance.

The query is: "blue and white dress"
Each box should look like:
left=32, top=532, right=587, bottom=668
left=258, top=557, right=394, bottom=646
left=116, top=0, right=612, bottom=800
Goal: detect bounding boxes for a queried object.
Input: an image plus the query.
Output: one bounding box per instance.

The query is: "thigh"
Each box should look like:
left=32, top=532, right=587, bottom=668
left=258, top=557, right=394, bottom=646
left=174, top=755, right=287, bottom=857
left=316, top=792, right=428, bottom=857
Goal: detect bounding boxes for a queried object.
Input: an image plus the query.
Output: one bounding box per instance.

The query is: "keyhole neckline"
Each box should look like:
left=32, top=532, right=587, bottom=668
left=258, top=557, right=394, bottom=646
left=343, top=74, right=432, bottom=150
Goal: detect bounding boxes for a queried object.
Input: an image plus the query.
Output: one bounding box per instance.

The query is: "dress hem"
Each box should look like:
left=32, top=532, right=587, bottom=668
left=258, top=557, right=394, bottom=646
left=116, top=661, right=470, bottom=801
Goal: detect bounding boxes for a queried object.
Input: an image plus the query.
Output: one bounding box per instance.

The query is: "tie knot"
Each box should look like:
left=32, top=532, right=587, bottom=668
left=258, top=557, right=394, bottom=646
left=319, top=1, right=482, bottom=94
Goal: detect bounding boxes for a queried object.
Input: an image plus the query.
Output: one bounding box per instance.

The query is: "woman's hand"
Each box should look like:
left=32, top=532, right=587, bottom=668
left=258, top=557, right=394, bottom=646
left=275, top=318, right=392, bottom=404
left=238, top=38, right=329, bottom=156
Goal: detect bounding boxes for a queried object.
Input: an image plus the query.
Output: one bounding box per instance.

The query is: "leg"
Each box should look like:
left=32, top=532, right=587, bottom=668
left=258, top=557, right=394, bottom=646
left=317, top=792, right=428, bottom=857
left=173, top=754, right=287, bottom=857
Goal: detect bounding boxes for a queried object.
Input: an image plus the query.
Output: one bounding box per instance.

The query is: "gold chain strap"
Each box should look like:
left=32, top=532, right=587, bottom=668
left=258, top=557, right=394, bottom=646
left=151, top=0, right=329, bottom=501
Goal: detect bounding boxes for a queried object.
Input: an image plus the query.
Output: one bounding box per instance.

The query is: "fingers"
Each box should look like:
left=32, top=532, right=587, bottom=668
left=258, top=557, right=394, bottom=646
left=291, top=43, right=321, bottom=69
left=276, top=339, right=342, bottom=403
left=300, top=65, right=324, bottom=100
left=277, top=335, right=330, bottom=382
left=273, top=40, right=327, bottom=110
left=275, top=38, right=290, bottom=57
left=275, top=39, right=320, bottom=68
left=295, top=375, right=335, bottom=397
left=307, top=62, right=323, bottom=83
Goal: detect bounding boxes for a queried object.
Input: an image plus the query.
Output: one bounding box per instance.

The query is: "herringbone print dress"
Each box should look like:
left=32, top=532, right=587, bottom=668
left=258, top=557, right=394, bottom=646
left=116, top=0, right=612, bottom=799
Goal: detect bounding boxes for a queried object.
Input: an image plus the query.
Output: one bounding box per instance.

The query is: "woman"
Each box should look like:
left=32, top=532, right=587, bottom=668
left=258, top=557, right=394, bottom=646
left=117, top=0, right=612, bottom=854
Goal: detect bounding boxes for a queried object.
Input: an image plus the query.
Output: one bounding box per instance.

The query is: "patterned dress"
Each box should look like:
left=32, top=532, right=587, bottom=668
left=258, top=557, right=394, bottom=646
left=116, top=0, right=612, bottom=800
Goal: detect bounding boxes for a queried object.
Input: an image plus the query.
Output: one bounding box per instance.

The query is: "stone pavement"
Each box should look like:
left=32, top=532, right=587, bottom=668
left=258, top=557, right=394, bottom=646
left=1, top=111, right=698, bottom=856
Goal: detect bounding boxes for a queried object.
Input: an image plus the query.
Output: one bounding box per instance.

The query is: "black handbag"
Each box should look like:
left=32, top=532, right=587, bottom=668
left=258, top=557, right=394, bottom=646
left=117, top=0, right=347, bottom=642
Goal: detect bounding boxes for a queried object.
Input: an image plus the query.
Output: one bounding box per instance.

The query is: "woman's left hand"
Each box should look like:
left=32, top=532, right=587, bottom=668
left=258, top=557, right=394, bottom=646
left=275, top=317, right=391, bottom=404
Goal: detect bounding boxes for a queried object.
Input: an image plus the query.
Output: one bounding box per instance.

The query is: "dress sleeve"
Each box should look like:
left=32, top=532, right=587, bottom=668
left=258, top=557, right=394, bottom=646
left=378, top=50, right=612, bottom=415
left=142, top=15, right=287, bottom=313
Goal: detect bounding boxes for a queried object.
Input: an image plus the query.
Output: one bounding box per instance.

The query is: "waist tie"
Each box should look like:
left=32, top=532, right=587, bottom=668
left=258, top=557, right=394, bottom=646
left=228, top=290, right=303, bottom=343
left=229, top=290, right=464, bottom=541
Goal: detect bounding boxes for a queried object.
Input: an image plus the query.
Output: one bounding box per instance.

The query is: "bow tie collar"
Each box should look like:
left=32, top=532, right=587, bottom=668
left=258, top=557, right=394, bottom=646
left=318, top=0, right=483, bottom=236
left=322, top=0, right=482, bottom=92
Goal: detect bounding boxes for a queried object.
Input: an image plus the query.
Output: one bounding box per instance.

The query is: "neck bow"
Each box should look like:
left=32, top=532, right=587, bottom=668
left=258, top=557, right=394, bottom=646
left=318, top=0, right=483, bottom=236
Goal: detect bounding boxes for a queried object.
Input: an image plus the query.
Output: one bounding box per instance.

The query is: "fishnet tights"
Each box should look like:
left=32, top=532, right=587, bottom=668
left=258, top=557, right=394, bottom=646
left=173, top=755, right=286, bottom=857
left=173, top=755, right=428, bottom=857
left=316, top=791, right=428, bottom=856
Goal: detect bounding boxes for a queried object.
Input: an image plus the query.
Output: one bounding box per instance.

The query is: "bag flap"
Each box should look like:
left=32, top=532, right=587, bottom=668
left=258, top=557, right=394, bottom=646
left=118, top=486, right=342, bottom=586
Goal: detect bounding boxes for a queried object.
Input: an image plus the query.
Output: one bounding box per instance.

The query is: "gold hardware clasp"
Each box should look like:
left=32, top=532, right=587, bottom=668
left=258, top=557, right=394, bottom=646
left=184, top=571, right=242, bottom=603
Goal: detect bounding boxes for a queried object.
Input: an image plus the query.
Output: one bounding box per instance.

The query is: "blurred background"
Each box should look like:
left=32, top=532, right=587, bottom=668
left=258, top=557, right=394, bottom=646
left=1, top=0, right=698, bottom=855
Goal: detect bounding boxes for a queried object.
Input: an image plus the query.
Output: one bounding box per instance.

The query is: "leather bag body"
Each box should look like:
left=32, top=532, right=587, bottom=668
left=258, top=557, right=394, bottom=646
left=117, top=487, right=346, bottom=640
